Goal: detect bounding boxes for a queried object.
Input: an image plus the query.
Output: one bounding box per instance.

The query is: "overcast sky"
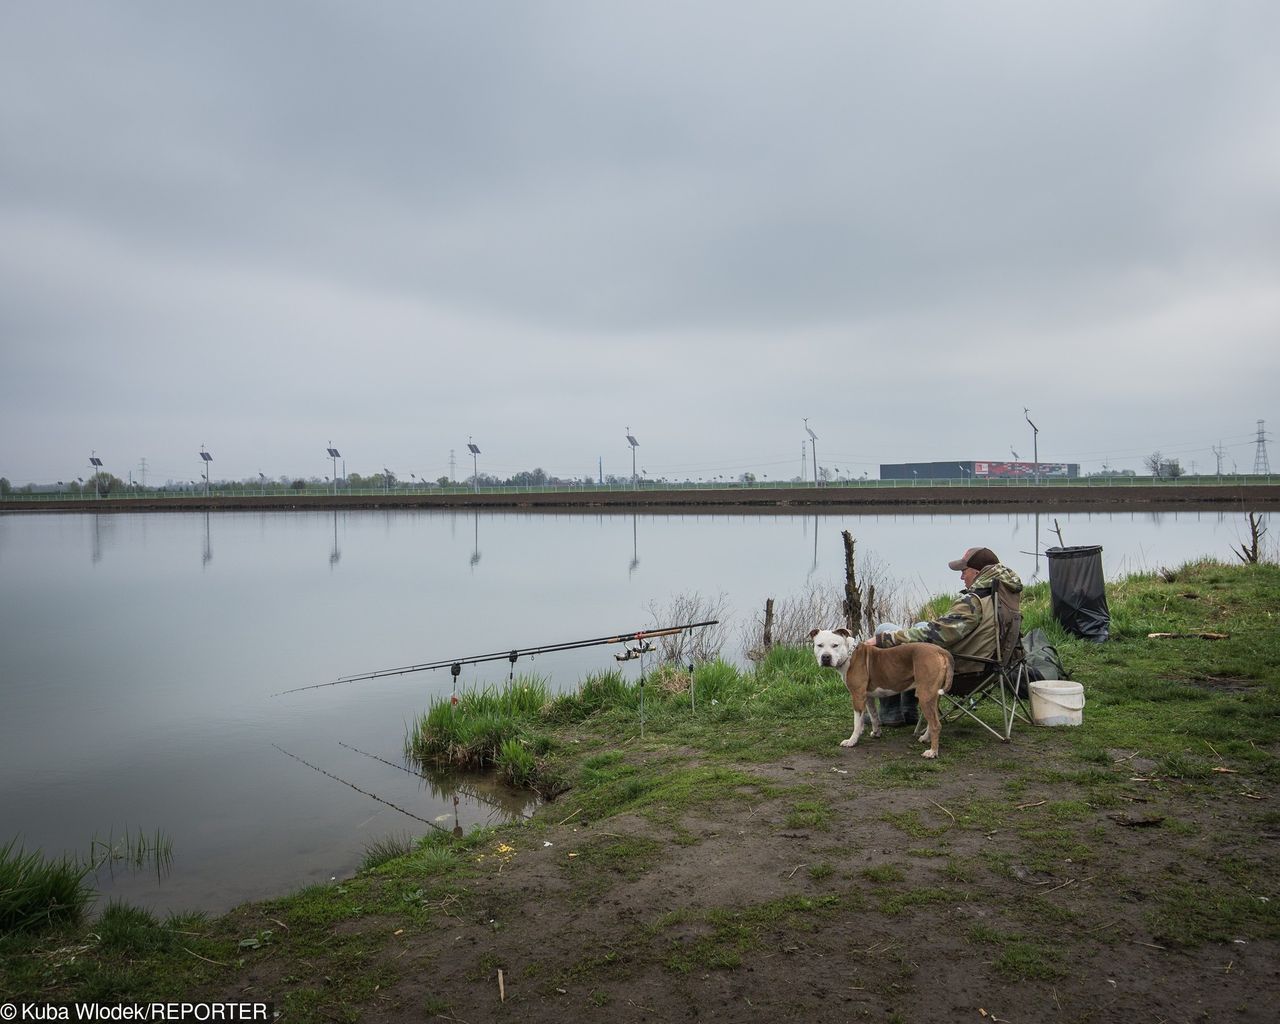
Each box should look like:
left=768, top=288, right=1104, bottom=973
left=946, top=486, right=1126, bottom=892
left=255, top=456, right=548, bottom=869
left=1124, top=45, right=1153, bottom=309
left=2, top=1, right=1277, bottom=486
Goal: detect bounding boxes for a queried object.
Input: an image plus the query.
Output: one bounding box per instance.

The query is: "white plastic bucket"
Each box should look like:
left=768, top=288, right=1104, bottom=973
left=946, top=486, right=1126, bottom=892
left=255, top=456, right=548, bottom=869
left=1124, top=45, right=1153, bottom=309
left=1029, top=681, right=1085, bottom=727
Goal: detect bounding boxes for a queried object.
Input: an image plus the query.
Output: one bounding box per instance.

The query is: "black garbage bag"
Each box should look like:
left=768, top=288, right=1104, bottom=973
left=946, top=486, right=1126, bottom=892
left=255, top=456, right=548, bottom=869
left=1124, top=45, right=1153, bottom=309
left=1046, top=545, right=1110, bottom=642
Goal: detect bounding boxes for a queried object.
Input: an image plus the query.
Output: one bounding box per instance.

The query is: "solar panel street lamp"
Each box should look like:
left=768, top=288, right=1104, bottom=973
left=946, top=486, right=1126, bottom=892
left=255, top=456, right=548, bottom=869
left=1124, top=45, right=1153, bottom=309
left=626, top=429, right=639, bottom=487
left=804, top=419, right=819, bottom=485
left=89, top=452, right=103, bottom=498
left=327, top=444, right=341, bottom=495
left=199, top=445, right=213, bottom=497
left=467, top=439, right=481, bottom=492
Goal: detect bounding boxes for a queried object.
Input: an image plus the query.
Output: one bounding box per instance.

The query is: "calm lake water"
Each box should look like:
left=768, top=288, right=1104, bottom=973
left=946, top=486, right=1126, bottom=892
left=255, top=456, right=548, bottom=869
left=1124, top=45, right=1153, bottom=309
left=0, top=507, right=1257, bottom=914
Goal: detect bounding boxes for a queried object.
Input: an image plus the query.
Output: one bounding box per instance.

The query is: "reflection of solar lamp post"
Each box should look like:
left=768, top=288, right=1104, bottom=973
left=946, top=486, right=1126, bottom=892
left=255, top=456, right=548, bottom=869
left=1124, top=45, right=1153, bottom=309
left=626, top=429, right=639, bottom=487
left=89, top=452, right=103, bottom=498
left=199, top=446, right=212, bottom=497
left=467, top=439, right=481, bottom=492
left=327, top=444, right=341, bottom=495
left=1023, top=408, right=1040, bottom=483
left=804, top=419, right=818, bottom=485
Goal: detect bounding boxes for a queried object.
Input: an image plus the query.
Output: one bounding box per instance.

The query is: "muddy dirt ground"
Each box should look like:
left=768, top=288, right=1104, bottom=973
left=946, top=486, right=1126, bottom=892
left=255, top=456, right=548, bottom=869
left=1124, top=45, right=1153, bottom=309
left=219, top=726, right=1278, bottom=1024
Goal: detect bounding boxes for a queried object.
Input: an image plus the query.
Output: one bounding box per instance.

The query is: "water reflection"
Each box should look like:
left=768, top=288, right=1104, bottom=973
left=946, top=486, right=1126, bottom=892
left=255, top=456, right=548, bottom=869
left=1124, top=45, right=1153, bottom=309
left=419, top=767, right=539, bottom=826
left=91, top=513, right=114, bottom=564
left=470, top=512, right=481, bottom=568
left=629, top=515, right=640, bottom=576
left=202, top=512, right=213, bottom=567
left=335, top=740, right=538, bottom=828
left=329, top=510, right=341, bottom=568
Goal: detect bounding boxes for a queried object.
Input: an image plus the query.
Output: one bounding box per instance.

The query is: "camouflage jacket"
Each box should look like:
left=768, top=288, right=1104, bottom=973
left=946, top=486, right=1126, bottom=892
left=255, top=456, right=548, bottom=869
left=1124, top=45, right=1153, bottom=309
left=877, top=564, right=1024, bottom=653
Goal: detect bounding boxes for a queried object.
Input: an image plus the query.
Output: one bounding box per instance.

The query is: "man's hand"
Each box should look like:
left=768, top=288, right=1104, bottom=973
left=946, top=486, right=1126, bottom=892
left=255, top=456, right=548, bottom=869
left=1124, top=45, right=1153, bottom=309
left=864, top=635, right=878, bottom=647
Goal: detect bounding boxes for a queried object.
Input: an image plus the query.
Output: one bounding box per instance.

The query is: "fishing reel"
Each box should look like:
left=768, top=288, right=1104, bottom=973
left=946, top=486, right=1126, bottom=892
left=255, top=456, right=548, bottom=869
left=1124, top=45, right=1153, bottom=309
left=614, top=640, right=655, bottom=661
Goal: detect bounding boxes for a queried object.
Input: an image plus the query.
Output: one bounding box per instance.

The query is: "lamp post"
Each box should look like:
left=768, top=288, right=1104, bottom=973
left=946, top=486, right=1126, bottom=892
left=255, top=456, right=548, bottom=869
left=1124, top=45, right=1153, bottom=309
left=1023, top=408, right=1040, bottom=483
left=467, top=439, right=481, bottom=492
left=626, top=429, right=639, bottom=487
left=199, top=445, right=212, bottom=497
left=326, top=444, right=341, bottom=495
left=804, top=419, right=819, bottom=485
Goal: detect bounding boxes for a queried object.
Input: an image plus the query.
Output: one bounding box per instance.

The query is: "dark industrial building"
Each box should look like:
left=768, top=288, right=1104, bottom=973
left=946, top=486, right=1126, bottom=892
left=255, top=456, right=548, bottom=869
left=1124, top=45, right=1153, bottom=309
left=879, top=460, right=1080, bottom=481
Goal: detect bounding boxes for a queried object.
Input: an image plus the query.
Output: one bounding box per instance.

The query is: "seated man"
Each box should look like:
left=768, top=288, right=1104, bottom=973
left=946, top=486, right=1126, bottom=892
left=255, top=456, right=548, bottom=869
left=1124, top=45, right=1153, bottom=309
left=866, top=547, right=1024, bottom=722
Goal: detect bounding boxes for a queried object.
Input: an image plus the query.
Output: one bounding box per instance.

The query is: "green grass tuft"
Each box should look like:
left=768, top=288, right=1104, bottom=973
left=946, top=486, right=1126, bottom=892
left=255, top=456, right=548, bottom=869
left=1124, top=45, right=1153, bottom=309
left=95, top=902, right=177, bottom=955
left=0, top=837, right=94, bottom=936
left=361, top=834, right=413, bottom=871
left=495, top=738, right=538, bottom=787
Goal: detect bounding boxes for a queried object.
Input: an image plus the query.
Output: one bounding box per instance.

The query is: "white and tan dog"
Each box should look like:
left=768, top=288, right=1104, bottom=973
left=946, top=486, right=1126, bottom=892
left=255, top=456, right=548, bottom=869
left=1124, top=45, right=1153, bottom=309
left=809, top=628, right=955, bottom=759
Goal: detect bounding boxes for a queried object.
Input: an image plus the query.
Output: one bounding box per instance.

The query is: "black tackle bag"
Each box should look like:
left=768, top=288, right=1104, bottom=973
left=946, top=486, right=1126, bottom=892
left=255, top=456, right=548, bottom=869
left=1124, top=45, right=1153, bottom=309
left=1021, top=627, right=1067, bottom=682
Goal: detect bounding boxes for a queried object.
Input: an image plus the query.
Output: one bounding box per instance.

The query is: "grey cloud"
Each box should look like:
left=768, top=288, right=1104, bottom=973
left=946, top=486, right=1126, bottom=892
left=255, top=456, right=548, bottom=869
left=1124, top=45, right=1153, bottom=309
left=1, top=1, right=1277, bottom=483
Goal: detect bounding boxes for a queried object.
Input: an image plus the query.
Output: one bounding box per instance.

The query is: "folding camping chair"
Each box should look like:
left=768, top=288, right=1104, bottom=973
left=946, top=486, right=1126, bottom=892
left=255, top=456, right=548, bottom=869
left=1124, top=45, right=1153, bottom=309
left=921, top=578, right=1032, bottom=742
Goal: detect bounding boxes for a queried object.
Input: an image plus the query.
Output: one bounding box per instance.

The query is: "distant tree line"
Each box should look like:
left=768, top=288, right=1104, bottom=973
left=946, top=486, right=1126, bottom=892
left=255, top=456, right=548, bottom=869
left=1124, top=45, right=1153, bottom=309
left=5, top=458, right=1256, bottom=497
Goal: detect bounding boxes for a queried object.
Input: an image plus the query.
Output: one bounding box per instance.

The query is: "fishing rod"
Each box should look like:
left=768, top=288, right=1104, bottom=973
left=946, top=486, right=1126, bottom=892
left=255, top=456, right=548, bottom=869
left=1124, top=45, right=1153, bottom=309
left=273, top=619, right=718, bottom=697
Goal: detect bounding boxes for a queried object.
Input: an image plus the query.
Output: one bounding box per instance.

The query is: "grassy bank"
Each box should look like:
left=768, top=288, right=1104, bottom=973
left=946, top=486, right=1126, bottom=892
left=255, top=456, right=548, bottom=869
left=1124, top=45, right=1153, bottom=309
left=3, top=560, right=1278, bottom=1021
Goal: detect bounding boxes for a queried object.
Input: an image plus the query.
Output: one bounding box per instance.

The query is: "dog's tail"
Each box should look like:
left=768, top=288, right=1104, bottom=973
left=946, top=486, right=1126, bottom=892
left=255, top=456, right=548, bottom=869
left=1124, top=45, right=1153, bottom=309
left=941, top=649, right=955, bottom=694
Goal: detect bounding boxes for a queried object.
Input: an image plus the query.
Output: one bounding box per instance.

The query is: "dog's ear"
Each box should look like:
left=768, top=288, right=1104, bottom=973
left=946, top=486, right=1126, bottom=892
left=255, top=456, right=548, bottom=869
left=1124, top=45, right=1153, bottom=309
left=808, top=628, right=821, bottom=639
left=834, top=627, right=852, bottom=638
